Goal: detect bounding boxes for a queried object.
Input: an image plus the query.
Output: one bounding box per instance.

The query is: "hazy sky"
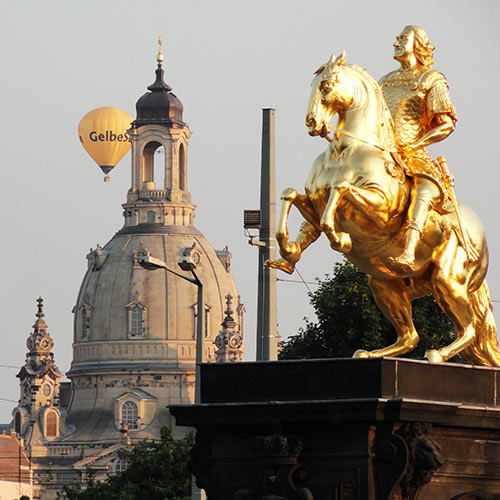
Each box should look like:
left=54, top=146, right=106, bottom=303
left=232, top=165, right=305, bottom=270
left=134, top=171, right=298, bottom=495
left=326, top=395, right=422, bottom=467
left=1, top=1, right=499, bottom=421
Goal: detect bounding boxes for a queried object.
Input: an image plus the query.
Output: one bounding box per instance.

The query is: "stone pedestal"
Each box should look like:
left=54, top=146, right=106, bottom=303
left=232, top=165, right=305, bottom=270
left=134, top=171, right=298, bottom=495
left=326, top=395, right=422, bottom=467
left=171, top=358, right=500, bottom=500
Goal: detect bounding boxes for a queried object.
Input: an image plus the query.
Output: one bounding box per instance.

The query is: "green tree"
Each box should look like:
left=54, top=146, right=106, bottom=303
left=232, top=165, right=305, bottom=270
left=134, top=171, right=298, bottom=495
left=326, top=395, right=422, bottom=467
left=279, top=259, right=457, bottom=361
left=64, top=426, right=193, bottom=500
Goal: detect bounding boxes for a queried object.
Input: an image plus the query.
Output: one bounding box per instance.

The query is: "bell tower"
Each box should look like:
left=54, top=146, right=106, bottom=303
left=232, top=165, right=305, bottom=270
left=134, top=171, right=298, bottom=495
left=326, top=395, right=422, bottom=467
left=123, top=38, right=195, bottom=228
left=13, top=298, right=68, bottom=456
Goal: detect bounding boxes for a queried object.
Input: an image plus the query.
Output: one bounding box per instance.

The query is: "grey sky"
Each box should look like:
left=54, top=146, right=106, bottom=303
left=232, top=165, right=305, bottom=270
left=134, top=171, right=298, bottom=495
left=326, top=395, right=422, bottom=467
left=1, top=0, right=499, bottom=421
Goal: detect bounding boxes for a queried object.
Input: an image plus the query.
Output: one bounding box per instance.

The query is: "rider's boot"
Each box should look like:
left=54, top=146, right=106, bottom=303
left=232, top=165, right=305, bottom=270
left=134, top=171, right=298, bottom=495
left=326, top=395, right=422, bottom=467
left=390, top=220, right=423, bottom=272
left=389, top=180, right=438, bottom=273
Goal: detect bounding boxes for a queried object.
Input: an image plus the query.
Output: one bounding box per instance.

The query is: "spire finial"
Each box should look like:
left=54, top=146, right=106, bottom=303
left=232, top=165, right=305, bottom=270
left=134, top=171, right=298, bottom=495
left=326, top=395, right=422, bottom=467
left=156, top=37, right=164, bottom=65
left=224, top=293, right=234, bottom=322
left=36, top=297, right=45, bottom=319
left=31, top=296, right=49, bottom=337
left=146, top=36, right=172, bottom=92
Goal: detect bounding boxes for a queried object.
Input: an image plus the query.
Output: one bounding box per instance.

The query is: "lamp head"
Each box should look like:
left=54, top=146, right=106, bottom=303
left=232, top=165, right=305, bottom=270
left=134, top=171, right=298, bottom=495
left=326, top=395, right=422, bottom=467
left=178, top=244, right=197, bottom=271
left=138, top=255, right=168, bottom=271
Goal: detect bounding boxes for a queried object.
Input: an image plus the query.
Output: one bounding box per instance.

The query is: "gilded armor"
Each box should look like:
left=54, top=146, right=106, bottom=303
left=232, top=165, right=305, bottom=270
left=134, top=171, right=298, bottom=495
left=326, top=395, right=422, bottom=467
left=380, top=68, right=457, bottom=181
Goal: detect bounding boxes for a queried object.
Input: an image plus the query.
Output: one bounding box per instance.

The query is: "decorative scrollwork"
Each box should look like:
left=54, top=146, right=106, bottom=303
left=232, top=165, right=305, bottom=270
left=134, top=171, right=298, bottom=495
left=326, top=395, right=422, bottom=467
left=253, top=434, right=303, bottom=465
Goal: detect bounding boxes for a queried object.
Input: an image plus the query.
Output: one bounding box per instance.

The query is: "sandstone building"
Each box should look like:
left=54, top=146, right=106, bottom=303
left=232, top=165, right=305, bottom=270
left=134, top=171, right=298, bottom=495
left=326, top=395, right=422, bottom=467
left=4, top=50, right=244, bottom=499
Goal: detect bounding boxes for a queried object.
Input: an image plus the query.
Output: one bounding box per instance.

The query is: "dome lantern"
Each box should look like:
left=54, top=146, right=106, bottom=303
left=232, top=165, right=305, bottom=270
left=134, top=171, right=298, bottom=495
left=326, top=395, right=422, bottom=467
left=133, top=38, right=185, bottom=128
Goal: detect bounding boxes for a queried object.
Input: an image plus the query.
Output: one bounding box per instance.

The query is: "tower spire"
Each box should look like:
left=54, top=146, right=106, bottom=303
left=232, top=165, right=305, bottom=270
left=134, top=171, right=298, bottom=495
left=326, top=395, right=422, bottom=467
left=25, top=297, right=54, bottom=366
left=156, top=36, right=164, bottom=65
left=214, top=293, right=244, bottom=362
left=33, top=296, right=48, bottom=333
left=147, top=37, right=171, bottom=92
left=14, top=297, right=65, bottom=442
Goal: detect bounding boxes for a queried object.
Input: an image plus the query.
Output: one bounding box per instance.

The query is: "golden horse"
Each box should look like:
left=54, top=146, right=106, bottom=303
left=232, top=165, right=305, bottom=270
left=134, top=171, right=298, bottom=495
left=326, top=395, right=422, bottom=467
left=267, top=52, right=500, bottom=366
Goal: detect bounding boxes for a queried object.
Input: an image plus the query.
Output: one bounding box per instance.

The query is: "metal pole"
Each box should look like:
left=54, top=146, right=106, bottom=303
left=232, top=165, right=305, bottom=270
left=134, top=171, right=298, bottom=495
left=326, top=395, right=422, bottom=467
left=256, top=108, right=278, bottom=361
left=137, top=256, right=206, bottom=500
left=192, top=270, right=204, bottom=404
left=191, top=270, right=206, bottom=500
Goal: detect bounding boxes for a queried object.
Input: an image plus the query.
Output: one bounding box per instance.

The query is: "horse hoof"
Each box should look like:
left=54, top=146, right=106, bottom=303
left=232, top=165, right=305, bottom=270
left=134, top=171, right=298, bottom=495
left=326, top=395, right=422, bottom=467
left=265, top=258, right=295, bottom=275
left=339, top=233, right=352, bottom=253
left=353, top=349, right=371, bottom=359
left=329, top=233, right=352, bottom=253
left=425, top=349, right=444, bottom=363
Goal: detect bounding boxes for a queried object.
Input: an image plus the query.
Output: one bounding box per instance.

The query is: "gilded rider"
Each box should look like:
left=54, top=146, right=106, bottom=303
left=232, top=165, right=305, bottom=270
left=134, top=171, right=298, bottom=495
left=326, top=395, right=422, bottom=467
left=379, top=25, right=457, bottom=272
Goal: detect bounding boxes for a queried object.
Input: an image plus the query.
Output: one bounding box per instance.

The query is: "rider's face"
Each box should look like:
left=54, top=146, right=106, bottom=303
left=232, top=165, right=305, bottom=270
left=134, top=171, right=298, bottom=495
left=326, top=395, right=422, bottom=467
left=393, top=29, right=414, bottom=62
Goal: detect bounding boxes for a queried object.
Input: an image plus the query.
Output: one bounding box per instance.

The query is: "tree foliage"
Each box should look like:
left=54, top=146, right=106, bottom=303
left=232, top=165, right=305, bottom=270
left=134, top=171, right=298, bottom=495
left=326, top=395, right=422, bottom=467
left=279, top=259, right=457, bottom=361
left=64, top=426, right=193, bottom=500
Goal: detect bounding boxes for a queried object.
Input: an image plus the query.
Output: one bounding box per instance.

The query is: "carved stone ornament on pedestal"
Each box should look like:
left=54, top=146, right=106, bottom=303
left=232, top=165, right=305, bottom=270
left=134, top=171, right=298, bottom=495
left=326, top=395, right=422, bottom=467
left=191, top=431, right=315, bottom=500
left=450, top=491, right=500, bottom=500
left=374, top=423, right=443, bottom=500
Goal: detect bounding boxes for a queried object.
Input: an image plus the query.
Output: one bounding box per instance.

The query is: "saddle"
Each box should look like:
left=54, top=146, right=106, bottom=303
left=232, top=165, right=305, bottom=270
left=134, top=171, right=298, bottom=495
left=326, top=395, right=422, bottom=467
left=389, top=151, right=453, bottom=215
left=389, top=152, right=479, bottom=262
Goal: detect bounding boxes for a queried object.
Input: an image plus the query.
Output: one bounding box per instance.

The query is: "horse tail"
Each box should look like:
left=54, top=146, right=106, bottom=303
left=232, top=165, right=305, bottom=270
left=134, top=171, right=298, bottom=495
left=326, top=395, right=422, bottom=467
left=462, top=281, right=500, bottom=366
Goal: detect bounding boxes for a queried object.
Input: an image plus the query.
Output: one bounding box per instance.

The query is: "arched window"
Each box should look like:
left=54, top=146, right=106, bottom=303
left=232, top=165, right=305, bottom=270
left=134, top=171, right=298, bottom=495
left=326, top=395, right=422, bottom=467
left=154, top=146, right=165, bottom=189
left=79, top=303, right=92, bottom=340
left=126, top=292, right=147, bottom=338
left=147, top=210, right=156, bottom=224
left=81, top=308, right=89, bottom=338
left=131, top=306, right=145, bottom=337
left=205, top=306, right=211, bottom=338
left=121, top=401, right=138, bottom=429
left=46, top=411, right=58, bottom=437
left=14, top=412, right=21, bottom=435
left=133, top=247, right=150, bottom=267
left=142, top=141, right=164, bottom=189
left=179, top=143, right=186, bottom=191
left=191, top=304, right=211, bottom=339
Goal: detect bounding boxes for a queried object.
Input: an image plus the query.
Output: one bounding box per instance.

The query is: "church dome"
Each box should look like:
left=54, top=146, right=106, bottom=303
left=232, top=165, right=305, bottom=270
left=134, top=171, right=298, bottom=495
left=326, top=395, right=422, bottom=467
left=65, top=47, right=244, bottom=443
left=71, top=228, right=241, bottom=372
left=67, top=227, right=243, bottom=442
left=134, top=64, right=185, bottom=128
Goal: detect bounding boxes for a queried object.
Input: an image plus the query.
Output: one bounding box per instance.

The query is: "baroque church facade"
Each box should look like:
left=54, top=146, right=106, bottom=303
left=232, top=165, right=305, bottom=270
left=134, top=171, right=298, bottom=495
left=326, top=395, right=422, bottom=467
left=7, top=49, right=245, bottom=499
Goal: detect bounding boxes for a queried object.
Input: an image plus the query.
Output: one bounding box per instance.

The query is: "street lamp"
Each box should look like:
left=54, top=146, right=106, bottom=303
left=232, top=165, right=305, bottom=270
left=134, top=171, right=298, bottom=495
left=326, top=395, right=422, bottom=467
left=138, top=253, right=204, bottom=404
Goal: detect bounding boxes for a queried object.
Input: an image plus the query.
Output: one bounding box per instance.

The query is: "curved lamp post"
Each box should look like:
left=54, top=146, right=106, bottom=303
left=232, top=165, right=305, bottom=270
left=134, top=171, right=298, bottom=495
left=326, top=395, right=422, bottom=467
left=138, top=254, right=204, bottom=404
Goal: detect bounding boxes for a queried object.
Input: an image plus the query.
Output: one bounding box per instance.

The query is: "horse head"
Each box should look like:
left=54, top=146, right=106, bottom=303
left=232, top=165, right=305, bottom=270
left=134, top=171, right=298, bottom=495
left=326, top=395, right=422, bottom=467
left=306, top=51, right=348, bottom=138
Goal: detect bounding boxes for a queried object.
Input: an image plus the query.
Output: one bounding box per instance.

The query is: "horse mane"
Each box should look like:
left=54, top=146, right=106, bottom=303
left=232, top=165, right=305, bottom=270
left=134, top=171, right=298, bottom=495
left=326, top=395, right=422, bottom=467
left=346, top=64, right=397, bottom=151
left=312, top=57, right=397, bottom=151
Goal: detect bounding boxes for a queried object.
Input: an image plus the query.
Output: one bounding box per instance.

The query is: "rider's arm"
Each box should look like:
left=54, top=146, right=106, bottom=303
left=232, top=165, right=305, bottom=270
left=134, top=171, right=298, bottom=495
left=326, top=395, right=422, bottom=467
left=413, top=114, right=455, bottom=149
left=413, top=80, right=456, bottom=149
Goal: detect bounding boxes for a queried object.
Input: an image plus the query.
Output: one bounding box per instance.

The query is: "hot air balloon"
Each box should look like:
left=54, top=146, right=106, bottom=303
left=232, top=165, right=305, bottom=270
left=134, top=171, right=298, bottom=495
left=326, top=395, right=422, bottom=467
left=78, top=107, right=133, bottom=182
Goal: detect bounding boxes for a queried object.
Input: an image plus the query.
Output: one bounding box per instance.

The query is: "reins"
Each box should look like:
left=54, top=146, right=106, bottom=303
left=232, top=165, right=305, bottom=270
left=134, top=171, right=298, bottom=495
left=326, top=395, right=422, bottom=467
left=324, top=128, right=408, bottom=173
left=325, top=128, right=391, bottom=153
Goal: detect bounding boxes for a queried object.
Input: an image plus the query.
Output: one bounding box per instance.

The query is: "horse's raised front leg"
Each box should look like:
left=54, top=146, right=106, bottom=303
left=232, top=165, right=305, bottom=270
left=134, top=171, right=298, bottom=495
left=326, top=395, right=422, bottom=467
left=320, top=184, right=352, bottom=253
left=353, top=276, right=419, bottom=358
left=266, top=188, right=321, bottom=274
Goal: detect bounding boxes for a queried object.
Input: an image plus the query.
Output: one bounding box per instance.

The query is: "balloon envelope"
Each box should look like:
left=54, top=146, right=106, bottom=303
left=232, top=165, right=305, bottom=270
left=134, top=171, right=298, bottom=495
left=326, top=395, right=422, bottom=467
left=78, top=107, right=133, bottom=176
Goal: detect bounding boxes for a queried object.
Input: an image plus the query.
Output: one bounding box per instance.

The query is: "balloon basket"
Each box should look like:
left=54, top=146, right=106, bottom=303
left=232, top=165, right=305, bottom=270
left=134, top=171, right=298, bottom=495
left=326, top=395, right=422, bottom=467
left=104, top=176, right=110, bottom=183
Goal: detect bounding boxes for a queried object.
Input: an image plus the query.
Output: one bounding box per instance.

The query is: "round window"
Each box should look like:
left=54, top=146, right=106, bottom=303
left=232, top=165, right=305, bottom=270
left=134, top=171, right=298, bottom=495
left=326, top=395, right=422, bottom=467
left=42, top=383, right=52, bottom=397
left=192, top=251, right=201, bottom=265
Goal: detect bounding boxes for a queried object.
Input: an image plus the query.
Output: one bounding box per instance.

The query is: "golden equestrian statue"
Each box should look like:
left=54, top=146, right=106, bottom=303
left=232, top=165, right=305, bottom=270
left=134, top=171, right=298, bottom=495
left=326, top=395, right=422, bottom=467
left=266, top=25, right=500, bottom=366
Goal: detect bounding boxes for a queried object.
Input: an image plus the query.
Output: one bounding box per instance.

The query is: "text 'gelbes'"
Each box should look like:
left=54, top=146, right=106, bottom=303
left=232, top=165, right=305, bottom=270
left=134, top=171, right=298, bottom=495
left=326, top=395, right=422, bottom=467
left=89, top=130, right=130, bottom=142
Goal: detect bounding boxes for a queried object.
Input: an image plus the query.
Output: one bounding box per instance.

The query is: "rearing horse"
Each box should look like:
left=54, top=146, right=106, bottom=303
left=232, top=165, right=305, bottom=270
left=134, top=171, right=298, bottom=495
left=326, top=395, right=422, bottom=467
left=267, top=52, right=500, bottom=366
